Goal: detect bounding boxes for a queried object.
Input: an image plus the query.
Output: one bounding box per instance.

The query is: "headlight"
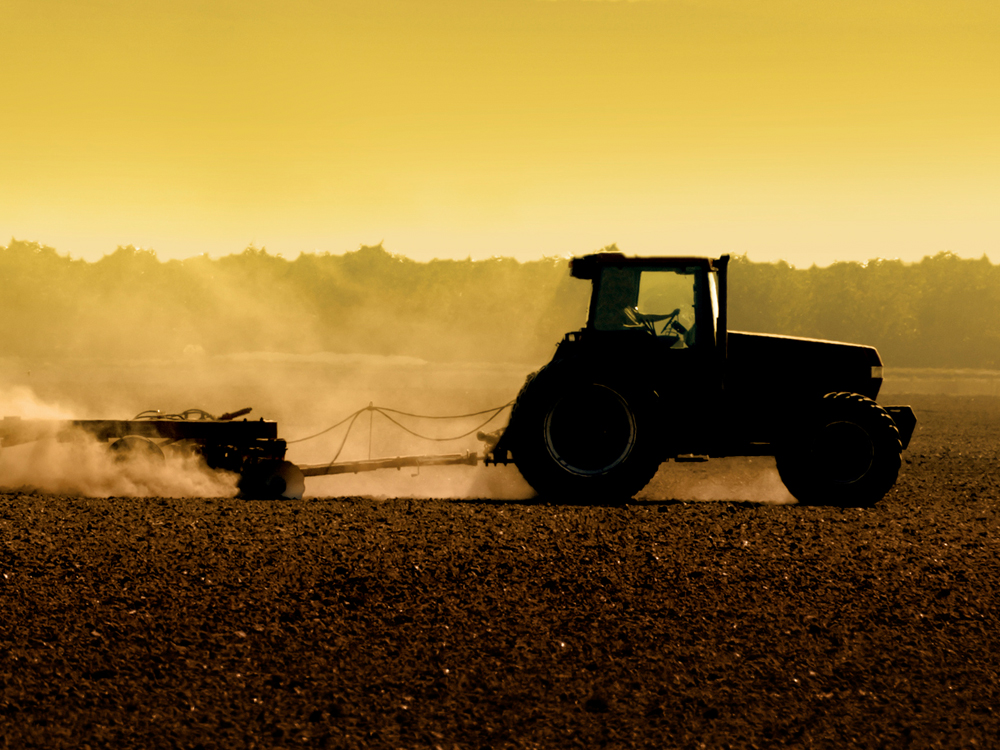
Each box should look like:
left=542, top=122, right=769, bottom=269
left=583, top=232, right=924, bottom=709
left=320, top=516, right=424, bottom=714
left=871, top=366, right=884, bottom=379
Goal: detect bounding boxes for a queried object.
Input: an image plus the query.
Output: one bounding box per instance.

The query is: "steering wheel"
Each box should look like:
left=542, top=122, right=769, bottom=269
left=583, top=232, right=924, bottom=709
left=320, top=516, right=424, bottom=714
left=624, top=307, right=683, bottom=339
left=659, top=308, right=681, bottom=335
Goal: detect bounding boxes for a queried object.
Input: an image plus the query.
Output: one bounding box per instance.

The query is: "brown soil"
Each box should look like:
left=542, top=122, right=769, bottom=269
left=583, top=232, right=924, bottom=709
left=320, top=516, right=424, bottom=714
left=2, top=394, right=998, bottom=749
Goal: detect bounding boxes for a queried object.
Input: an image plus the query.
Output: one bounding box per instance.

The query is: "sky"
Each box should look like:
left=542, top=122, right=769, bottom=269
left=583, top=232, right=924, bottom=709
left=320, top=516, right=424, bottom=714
left=1, top=0, right=998, bottom=267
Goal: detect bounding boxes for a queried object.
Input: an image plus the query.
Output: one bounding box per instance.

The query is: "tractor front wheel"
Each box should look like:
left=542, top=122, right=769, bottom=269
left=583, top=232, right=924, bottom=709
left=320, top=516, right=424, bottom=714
left=776, top=392, right=902, bottom=507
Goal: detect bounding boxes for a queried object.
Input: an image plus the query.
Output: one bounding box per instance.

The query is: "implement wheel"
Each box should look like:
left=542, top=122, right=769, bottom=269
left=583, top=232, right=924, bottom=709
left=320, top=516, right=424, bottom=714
left=238, top=460, right=305, bottom=500
left=109, top=436, right=165, bottom=463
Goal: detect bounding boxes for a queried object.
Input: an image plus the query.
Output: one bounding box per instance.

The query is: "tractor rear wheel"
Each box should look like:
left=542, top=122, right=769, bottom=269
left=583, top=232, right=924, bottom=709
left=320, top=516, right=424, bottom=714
left=510, top=371, right=662, bottom=503
left=776, top=392, right=902, bottom=507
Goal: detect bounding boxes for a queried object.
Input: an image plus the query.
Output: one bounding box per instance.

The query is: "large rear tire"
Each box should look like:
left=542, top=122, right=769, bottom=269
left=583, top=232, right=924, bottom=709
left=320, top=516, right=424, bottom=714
left=509, top=371, right=663, bottom=503
left=776, top=392, right=902, bottom=507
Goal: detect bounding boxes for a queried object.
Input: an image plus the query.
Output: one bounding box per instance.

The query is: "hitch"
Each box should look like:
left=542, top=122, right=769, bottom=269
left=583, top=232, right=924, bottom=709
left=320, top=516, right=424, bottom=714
left=299, top=451, right=480, bottom=477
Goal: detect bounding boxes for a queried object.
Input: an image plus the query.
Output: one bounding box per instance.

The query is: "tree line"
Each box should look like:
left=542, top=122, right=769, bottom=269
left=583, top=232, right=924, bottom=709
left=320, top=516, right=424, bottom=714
left=1, top=238, right=996, bottom=369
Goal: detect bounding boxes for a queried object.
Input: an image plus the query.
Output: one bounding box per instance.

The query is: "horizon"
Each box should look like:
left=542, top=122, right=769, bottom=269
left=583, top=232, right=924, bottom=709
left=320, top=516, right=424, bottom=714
left=6, top=236, right=994, bottom=270
left=0, top=236, right=1000, bottom=270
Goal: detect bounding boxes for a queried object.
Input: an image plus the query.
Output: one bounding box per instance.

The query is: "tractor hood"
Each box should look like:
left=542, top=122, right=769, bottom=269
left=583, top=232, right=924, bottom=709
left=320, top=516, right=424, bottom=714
left=726, top=331, right=884, bottom=402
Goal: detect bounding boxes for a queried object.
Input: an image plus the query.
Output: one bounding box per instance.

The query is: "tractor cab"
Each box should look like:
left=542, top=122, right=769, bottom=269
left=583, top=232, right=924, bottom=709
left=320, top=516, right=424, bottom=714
left=571, top=252, right=727, bottom=354
left=564, top=253, right=730, bottom=396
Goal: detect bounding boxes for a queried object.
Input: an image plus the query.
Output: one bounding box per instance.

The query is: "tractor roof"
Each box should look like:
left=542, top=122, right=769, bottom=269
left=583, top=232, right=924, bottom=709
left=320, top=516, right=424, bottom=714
left=569, top=252, right=729, bottom=280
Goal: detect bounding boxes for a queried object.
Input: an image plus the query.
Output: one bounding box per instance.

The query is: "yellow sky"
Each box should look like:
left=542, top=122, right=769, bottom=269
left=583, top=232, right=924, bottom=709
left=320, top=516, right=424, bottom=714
left=1, top=0, right=997, bottom=266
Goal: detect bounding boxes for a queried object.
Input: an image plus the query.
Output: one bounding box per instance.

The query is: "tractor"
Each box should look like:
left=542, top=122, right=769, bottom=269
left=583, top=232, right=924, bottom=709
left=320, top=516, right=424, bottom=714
left=484, top=252, right=916, bottom=506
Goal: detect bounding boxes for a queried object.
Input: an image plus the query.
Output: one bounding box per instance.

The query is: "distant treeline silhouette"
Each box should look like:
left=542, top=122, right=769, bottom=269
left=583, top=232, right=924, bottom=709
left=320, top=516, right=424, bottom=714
left=1, top=239, right=996, bottom=368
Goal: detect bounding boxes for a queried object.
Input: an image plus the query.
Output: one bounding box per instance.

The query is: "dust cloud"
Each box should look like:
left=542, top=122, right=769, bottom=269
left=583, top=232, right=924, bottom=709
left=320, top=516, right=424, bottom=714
left=0, top=433, right=238, bottom=498
left=0, top=385, right=75, bottom=420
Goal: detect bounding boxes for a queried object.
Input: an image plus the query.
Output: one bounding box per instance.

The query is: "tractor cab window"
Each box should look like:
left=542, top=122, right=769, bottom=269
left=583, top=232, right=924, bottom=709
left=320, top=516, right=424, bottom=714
left=633, top=269, right=699, bottom=347
left=708, top=270, right=719, bottom=326
left=592, top=267, right=640, bottom=331
left=592, top=265, right=712, bottom=349
left=627, top=269, right=700, bottom=348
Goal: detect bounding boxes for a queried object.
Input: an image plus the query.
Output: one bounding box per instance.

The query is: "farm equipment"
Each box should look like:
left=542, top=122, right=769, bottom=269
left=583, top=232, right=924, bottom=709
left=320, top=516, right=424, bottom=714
left=1, top=251, right=916, bottom=506
left=482, top=252, right=916, bottom=506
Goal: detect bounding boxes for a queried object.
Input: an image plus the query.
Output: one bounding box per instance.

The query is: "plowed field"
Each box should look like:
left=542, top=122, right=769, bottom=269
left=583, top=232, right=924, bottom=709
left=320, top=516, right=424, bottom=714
left=2, top=394, right=999, bottom=749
